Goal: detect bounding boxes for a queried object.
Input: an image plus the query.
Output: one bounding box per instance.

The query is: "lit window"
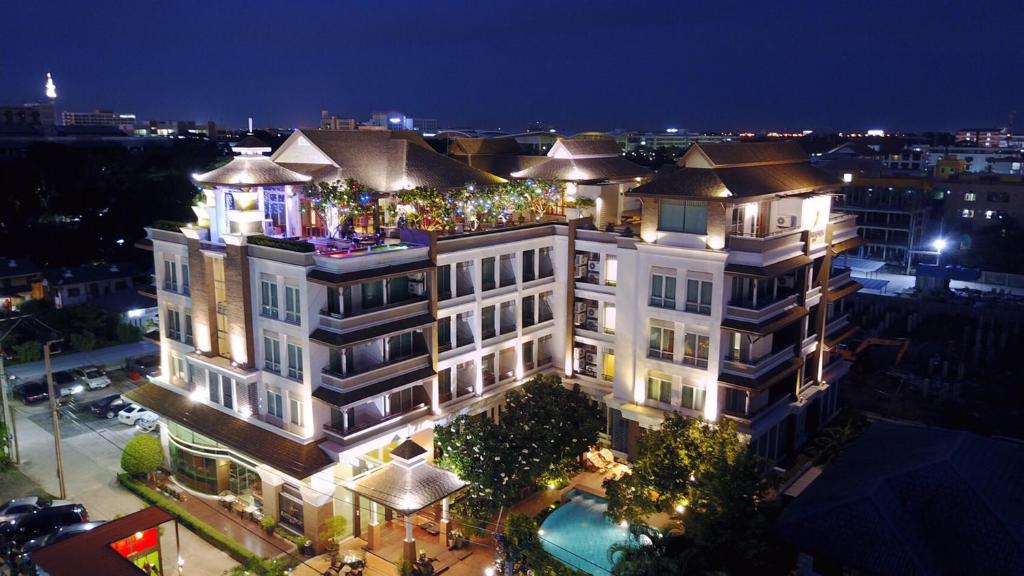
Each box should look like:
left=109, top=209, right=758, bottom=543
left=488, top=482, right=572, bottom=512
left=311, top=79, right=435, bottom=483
left=985, top=210, right=994, bottom=219
left=266, top=388, right=284, bottom=419
left=961, top=209, right=975, bottom=218
left=284, top=285, right=301, bottom=324
left=648, top=325, right=674, bottom=360
left=964, top=192, right=976, bottom=202
left=842, top=173, right=853, bottom=183
left=287, top=343, right=303, bottom=380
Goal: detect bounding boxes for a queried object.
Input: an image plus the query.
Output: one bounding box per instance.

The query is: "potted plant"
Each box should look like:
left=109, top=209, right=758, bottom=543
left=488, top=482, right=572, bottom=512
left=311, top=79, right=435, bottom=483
left=260, top=515, right=277, bottom=535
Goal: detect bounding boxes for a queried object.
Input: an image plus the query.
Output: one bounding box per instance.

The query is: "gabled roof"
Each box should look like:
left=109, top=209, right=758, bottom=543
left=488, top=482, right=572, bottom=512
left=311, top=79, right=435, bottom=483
left=449, top=137, right=525, bottom=156
left=552, top=138, right=622, bottom=158
left=688, top=141, right=808, bottom=167
left=232, top=134, right=271, bottom=152
left=628, top=141, right=837, bottom=199
left=274, top=129, right=504, bottom=191
left=509, top=137, right=648, bottom=182
left=44, top=262, right=136, bottom=285
left=778, top=422, right=1024, bottom=576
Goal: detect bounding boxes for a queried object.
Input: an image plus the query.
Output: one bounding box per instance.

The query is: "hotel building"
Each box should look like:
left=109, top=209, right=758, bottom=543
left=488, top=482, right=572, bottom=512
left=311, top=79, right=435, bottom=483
left=132, top=133, right=859, bottom=552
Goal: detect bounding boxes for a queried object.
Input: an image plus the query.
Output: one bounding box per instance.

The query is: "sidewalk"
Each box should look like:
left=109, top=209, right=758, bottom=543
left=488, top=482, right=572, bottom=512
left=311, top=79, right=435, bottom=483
left=5, top=340, right=158, bottom=381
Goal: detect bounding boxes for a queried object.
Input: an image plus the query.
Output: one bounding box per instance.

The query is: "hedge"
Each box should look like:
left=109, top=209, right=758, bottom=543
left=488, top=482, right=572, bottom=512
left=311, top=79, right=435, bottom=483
left=151, top=220, right=195, bottom=232
left=246, top=235, right=316, bottom=253
left=117, top=473, right=262, bottom=565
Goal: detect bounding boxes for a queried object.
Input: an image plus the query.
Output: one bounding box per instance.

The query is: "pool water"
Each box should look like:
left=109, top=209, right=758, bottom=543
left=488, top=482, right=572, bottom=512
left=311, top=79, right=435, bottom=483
left=539, top=489, right=629, bottom=575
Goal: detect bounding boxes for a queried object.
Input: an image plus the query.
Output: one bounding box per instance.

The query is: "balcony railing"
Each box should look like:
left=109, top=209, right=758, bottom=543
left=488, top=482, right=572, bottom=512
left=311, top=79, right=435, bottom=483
left=726, top=292, right=799, bottom=322
left=722, top=346, right=795, bottom=378
left=726, top=228, right=803, bottom=253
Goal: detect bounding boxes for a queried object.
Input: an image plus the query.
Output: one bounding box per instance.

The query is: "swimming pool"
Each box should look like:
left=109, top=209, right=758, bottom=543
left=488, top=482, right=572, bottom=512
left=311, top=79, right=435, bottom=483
left=539, top=489, right=629, bottom=575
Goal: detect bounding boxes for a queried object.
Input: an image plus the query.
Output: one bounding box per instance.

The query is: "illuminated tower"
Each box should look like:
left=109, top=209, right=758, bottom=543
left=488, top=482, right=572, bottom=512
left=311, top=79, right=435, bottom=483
left=45, top=73, right=57, bottom=99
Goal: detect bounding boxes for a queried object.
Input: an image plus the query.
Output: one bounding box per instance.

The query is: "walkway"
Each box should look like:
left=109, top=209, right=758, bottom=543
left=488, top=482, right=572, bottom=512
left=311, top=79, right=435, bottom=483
left=5, top=340, right=158, bottom=381
left=167, top=483, right=297, bottom=560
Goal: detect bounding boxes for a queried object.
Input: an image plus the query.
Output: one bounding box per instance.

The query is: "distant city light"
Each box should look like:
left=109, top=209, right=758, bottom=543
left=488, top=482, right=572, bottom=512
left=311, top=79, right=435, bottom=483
left=388, top=117, right=402, bottom=124
left=665, top=128, right=679, bottom=133
left=866, top=129, right=886, bottom=137
left=127, top=308, right=145, bottom=318
left=932, top=238, right=947, bottom=252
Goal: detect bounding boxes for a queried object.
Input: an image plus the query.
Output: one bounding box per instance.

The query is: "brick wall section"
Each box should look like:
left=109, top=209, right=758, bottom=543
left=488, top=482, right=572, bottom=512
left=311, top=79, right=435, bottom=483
left=187, top=238, right=218, bottom=357
left=225, top=242, right=255, bottom=368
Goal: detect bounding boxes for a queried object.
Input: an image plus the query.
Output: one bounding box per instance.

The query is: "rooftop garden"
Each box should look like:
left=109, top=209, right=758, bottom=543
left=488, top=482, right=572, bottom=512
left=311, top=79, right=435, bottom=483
left=246, top=234, right=316, bottom=253
left=394, top=179, right=564, bottom=231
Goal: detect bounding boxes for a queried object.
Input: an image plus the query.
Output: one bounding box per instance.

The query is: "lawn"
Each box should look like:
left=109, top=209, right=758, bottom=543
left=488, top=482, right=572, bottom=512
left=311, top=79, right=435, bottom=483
left=0, top=466, right=51, bottom=502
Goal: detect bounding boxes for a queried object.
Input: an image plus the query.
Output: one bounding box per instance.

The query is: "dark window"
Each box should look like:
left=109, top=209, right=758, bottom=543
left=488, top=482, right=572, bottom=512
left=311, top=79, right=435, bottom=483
left=522, top=250, right=536, bottom=282
left=437, top=265, right=451, bottom=300
left=438, top=317, right=451, bottom=351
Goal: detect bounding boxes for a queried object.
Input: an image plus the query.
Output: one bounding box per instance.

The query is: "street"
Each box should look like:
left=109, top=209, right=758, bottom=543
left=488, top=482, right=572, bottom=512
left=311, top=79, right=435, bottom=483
left=5, top=367, right=238, bottom=576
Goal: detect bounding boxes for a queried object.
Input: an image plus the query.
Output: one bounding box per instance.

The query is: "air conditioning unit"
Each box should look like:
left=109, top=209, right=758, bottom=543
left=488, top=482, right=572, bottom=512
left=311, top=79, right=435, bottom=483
left=776, top=215, right=798, bottom=228
left=408, top=282, right=425, bottom=296
left=587, top=261, right=599, bottom=272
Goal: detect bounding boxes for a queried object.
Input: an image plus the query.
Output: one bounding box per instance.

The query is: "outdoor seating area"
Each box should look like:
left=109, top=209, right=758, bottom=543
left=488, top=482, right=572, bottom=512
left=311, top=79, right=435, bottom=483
left=584, top=447, right=630, bottom=480
left=217, top=491, right=264, bottom=522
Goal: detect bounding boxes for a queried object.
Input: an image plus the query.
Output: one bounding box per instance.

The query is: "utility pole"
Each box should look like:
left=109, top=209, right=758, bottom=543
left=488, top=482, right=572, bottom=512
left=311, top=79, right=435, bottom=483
left=43, top=339, right=66, bottom=499
left=0, top=354, right=19, bottom=464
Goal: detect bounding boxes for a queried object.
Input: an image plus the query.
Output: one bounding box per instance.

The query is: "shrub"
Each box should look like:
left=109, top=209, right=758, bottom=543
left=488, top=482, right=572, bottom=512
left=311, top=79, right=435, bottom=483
left=12, top=341, right=41, bottom=364
left=151, top=220, right=194, bottom=232
left=246, top=235, right=316, bottom=253
left=120, top=435, right=163, bottom=478
left=260, top=515, right=277, bottom=531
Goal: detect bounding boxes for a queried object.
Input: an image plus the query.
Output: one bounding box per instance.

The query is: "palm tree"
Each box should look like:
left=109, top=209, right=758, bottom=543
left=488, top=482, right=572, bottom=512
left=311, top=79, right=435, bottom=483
left=609, top=525, right=698, bottom=576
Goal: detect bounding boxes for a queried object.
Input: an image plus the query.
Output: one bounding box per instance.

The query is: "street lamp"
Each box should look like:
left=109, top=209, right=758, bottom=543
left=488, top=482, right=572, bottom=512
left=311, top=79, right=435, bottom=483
left=931, top=238, right=947, bottom=266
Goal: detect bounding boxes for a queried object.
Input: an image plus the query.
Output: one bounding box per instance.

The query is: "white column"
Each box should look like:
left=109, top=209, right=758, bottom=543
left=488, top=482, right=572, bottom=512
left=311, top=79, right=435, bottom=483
left=441, top=498, right=449, bottom=522
left=370, top=501, right=379, bottom=526
left=405, top=514, right=414, bottom=542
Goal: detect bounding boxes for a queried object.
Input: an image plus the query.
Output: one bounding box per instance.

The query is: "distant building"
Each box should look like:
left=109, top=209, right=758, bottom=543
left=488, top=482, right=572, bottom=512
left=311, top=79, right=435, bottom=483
left=927, top=145, right=1023, bottom=175
left=61, top=109, right=136, bottom=134
left=368, top=111, right=438, bottom=134
left=955, top=127, right=1011, bottom=147
left=0, top=101, right=57, bottom=137
left=134, top=119, right=216, bottom=138
left=526, top=120, right=557, bottom=133
left=617, top=130, right=730, bottom=152
left=0, top=258, right=45, bottom=311
left=44, top=263, right=138, bottom=309
left=941, top=174, right=1024, bottom=230
left=320, top=110, right=356, bottom=131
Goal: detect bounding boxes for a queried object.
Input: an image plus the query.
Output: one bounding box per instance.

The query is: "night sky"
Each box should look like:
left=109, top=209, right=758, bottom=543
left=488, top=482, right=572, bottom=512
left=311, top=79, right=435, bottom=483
left=3, top=0, right=1022, bottom=133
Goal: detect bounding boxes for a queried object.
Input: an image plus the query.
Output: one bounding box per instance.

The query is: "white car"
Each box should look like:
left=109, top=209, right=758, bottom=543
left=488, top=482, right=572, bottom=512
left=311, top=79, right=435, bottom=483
left=135, top=412, right=160, bottom=432
left=75, top=367, right=111, bottom=390
left=117, top=404, right=155, bottom=426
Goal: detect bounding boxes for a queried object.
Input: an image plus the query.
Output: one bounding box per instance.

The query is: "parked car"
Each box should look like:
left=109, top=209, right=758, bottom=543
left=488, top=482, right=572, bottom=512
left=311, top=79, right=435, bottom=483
left=135, top=412, right=160, bottom=432
left=52, top=372, right=83, bottom=397
left=0, top=497, right=70, bottom=525
left=117, top=404, right=155, bottom=426
left=90, top=394, right=128, bottom=419
left=74, top=367, right=110, bottom=390
left=126, top=354, right=160, bottom=381
left=16, top=521, right=106, bottom=571
left=0, top=503, right=88, bottom=558
left=16, top=382, right=49, bottom=405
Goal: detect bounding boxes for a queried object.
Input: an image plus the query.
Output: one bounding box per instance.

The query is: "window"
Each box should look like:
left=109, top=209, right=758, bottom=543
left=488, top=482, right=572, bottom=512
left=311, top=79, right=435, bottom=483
left=659, top=200, right=707, bottom=234
left=184, top=312, right=194, bottom=345
left=602, top=352, right=615, bottom=382
left=686, top=279, right=713, bottom=315
left=681, top=385, right=706, bottom=411
left=163, top=260, right=178, bottom=291
left=961, top=209, right=975, bottom=218
left=650, top=274, right=676, bottom=308
left=437, top=265, right=451, bottom=300
left=284, top=286, right=301, bottom=324
left=261, top=280, right=278, bottom=318
left=284, top=343, right=304, bottom=380
left=289, top=397, right=303, bottom=426
left=683, top=333, right=710, bottom=368
left=68, top=287, right=81, bottom=297
left=438, top=317, right=452, bottom=351
left=181, top=262, right=190, bottom=295
left=481, top=305, right=496, bottom=340
left=646, top=374, right=672, bottom=404
left=456, top=261, right=474, bottom=296
left=165, top=308, right=181, bottom=341
left=208, top=372, right=220, bottom=403
left=267, top=388, right=284, bottom=419
left=522, top=249, right=536, bottom=282
left=387, top=388, right=416, bottom=416
left=522, top=295, right=535, bottom=327
left=221, top=376, right=234, bottom=410
left=500, top=253, right=516, bottom=287
left=438, top=368, right=452, bottom=404
left=172, top=353, right=187, bottom=382
left=648, top=326, right=674, bottom=360
left=388, top=332, right=415, bottom=360
left=362, top=281, right=384, bottom=309
left=724, top=387, right=746, bottom=414
left=605, top=256, right=618, bottom=286
left=481, top=257, right=496, bottom=291
left=482, top=353, right=495, bottom=387
left=964, top=192, right=976, bottom=202
left=213, top=258, right=229, bottom=359
left=456, top=312, right=475, bottom=347
left=264, top=334, right=281, bottom=373
left=538, top=291, right=554, bottom=322
left=265, top=190, right=286, bottom=229
left=538, top=335, right=553, bottom=366
left=499, top=300, right=516, bottom=334
left=604, top=304, right=616, bottom=335
left=538, top=247, right=554, bottom=278
left=523, top=341, right=535, bottom=371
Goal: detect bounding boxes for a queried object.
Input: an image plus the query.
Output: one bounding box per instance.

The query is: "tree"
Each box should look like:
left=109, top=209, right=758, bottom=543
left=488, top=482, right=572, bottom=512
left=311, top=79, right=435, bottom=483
left=609, top=525, right=696, bottom=576
left=12, top=341, right=41, bottom=364
left=318, top=515, right=348, bottom=553
left=121, top=434, right=163, bottom=479
left=69, top=330, right=97, bottom=352
left=302, top=179, right=371, bottom=238
left=434, top=375, right=601, bottom=533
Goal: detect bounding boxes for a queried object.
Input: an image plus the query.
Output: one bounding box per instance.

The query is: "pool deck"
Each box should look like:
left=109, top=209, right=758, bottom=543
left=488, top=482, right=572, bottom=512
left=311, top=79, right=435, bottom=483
left=508, top=470, right=608, bottom=520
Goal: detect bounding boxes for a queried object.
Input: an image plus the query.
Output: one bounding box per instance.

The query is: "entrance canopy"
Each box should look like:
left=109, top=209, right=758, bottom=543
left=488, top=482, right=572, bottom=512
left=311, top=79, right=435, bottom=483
left=346, top=439, right=467, bottom=515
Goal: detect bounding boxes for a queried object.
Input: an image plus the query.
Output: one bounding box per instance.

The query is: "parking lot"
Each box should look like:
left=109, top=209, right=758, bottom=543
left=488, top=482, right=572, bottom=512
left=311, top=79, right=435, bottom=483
left=13, top=369, right=145, bottom=439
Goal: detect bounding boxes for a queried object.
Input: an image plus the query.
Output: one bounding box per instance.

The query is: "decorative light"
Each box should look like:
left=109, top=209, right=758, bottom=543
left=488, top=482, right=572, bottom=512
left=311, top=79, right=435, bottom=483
left=45, top=73, right=57, bottom=99
left=932, top=238, right=947, bottom=252
left=619, top=520, right=628, bottom=528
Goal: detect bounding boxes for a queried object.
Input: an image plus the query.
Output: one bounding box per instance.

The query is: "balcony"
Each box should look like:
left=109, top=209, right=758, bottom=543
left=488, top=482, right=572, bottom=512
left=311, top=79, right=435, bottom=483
left=722, top=346, right=795, bottom=379
left=829, top=267, right=852, bottom=289
left=323, top=405, right=430, bottom=447
left=726, top=292, right=799, bottom=323
left=726, top=227, right=803, bottom=254
left=829, top=212, right=859, bottom=244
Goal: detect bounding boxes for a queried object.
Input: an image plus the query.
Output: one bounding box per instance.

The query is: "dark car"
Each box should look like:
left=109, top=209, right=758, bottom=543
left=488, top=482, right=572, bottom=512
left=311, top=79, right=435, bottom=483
left=0, top=497, right=69, bottom=525
left=90, top=394, right=128, bottom=419
left=52, top=371, right=83, bottom=397
left=0, top=503, right=89, bottom=557
left=16, top=521, right=106, bottom=571
left=16, top=382, right=49, bottom=405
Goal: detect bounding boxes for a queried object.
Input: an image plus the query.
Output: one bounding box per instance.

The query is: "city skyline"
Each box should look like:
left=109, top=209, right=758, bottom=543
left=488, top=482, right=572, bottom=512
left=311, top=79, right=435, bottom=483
left=3, top=0, right=1023, bottom=133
